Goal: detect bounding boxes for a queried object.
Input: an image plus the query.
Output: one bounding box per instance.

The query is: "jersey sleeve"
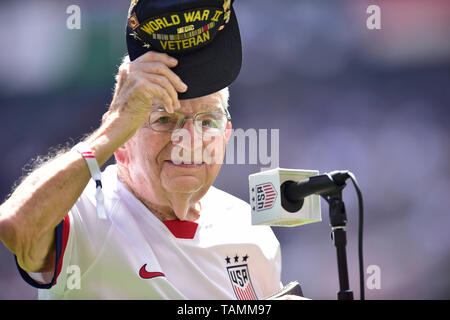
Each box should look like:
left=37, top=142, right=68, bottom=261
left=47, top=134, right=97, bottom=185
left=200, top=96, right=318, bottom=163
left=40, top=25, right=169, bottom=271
left=13, top=171, right=118, bottom=293
left=14, top=212, right=72, bottom=289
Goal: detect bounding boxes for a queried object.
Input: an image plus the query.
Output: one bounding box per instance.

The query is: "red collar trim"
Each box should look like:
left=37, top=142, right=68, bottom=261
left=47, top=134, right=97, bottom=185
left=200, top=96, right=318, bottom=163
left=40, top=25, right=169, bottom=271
left=162, top=220, right=198, bottom=239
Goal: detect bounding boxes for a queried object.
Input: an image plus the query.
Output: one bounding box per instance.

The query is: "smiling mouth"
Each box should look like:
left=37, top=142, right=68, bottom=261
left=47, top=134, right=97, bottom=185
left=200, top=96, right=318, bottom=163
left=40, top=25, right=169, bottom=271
left=164, top=160, right=205, bottom=168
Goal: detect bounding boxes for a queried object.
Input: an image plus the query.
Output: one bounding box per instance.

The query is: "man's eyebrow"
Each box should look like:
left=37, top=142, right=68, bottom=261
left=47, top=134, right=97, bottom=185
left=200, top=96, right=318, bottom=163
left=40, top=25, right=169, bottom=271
left=151, top=104, right=224, bottom=113
left=198, top=104, right=224, bottom=113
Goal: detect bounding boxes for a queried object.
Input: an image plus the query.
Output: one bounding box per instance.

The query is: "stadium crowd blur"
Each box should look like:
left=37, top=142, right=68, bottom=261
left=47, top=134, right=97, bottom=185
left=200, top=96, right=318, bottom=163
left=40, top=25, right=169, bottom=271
left=0, top=0, right=449, bottom=299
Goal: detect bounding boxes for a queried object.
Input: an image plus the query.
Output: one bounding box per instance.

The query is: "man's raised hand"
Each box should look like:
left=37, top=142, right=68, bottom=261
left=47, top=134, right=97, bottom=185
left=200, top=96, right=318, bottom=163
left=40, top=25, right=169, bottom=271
left=109, top=51, right=188, bottom=132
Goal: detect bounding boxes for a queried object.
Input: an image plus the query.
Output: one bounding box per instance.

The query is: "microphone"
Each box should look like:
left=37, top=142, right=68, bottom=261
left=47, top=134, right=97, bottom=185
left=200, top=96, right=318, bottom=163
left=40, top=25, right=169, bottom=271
left=281, top=171, right=350, bottom=212
left=249, top=169, right=350, bottom=227
left=248, top=168, right=322, bottom=227
left=249, top=168, right=364, bottom=300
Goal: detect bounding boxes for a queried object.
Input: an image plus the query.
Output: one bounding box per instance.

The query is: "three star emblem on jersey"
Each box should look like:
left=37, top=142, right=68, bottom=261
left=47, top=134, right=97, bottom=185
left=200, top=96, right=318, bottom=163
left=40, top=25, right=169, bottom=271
left=224, top=254, right=257, bottom=300
left=139, top=264, right=165, bottom=279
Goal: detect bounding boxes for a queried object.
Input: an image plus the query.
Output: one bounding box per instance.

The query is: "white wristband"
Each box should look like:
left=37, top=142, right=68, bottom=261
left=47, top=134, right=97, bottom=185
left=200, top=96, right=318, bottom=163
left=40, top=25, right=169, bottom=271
left=72, top=142, right=107, bottom=220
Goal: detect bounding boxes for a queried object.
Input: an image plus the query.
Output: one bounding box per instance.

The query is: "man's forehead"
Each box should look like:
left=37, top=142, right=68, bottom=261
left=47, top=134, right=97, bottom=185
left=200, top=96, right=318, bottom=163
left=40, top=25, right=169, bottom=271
left=182, top=91, right=223, bottom=107
left=153, top=91, right=224, bottom=111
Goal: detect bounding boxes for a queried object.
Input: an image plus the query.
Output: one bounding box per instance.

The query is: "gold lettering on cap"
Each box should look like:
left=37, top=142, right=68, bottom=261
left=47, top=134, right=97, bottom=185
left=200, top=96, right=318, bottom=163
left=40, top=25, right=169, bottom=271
left=155, top=19, right=165, bottom=30
left=184, top=9, right=211, bottom=23
left=141, top=15, right=181, bottom=35
left=184, top=11, right=196, bottom=23
left=159, top=30, right=211, bottom=51
left=141, top=22, right=155, bottom=35
left=177, top=25, right=195, bottom=34
left=202, top=10, right=210, bottom=21
left=211, top=10, right=223, bottom=22
left=171, top=14, right=181, bottom=25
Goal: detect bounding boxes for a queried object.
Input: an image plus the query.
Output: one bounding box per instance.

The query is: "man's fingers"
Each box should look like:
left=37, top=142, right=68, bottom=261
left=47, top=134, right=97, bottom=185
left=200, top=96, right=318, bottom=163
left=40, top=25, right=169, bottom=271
left=132, top=61, right=188, bottom=93
left=134, top=51, right=178, bottom=68
left=149, top=84, right=174, bottom=114
left=138, top=72, right=181, bottom=111
left=111, top=52, right=188, bottom=120
left=139, top=80, right=174, bottom=114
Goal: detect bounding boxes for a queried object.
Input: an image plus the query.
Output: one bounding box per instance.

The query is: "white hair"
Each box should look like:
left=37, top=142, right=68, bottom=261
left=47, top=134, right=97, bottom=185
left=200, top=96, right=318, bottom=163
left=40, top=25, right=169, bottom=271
left=218, top=87, right=230, bottom=111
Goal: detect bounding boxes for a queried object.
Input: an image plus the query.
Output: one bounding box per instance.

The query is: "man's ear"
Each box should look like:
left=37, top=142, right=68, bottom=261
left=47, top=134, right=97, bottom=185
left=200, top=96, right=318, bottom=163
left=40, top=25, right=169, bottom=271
left=114, top=145, right=128, bottom=165
left=225, top=121, right=232, bottom=142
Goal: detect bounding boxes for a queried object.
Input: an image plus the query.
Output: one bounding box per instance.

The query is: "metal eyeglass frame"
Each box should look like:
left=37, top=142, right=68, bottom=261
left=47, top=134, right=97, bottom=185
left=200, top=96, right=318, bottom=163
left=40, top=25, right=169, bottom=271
left=148, top=107, right=231, bottom=134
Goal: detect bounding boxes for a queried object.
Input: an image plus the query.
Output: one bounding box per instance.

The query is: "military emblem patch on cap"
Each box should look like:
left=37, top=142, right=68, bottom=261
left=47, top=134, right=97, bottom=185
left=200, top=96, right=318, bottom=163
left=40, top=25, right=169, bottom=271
left=126, top=0, right=242, bottom=100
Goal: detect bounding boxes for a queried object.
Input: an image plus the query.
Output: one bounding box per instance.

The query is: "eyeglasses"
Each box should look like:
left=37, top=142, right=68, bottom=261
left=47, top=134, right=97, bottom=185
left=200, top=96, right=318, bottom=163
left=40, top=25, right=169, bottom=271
left=147, top=108, right=231, bottom=135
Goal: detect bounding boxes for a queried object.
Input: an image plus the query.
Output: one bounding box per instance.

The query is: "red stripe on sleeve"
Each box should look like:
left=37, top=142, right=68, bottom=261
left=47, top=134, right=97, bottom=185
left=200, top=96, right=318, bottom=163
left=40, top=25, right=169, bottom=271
left=55, top=214, right=71, bottom=284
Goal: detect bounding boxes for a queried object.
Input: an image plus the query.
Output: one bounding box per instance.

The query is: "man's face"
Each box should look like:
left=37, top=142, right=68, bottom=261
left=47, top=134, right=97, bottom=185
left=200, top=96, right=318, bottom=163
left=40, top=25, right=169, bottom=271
left=117, top=90, right=231, bottom=208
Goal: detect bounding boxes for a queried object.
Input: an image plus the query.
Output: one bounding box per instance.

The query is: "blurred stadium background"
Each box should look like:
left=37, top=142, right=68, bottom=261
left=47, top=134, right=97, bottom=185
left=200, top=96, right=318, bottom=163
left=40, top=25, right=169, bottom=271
left=0, top=0, right=449, bottom=299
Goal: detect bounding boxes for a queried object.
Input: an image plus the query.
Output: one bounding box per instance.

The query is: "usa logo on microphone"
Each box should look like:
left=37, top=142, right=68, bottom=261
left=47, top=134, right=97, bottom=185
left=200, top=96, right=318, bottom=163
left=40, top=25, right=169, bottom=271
left=254, top=182, right=277, bottom=211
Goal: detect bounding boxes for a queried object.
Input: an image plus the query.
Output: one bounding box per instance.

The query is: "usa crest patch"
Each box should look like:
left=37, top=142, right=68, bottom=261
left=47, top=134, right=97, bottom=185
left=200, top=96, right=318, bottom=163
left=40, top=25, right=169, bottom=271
left=225, top=254, right=257, bottom=300
left=254, top=182, right=277, bottom=211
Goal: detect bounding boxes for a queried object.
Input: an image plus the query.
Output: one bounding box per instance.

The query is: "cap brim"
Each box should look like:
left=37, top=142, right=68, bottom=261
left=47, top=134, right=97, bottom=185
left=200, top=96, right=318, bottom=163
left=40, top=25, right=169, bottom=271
left=126, top=9, right=241, bottom=100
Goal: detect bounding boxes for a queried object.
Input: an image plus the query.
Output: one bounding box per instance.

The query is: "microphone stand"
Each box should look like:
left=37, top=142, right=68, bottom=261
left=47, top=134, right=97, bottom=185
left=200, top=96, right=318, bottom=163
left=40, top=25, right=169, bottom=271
left=280, top=171, right=356, bottom=300
left=321, top=185, right=354, bottom=300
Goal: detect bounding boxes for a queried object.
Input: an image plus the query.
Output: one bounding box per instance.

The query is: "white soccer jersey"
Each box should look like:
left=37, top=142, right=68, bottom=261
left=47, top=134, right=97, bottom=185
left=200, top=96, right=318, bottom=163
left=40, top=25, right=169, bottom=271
left=15, top=165, right=282, bottom=299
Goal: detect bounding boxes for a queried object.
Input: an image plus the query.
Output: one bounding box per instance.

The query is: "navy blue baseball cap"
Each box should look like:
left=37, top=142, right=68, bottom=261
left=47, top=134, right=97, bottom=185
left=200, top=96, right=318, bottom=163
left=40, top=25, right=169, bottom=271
left=126, top=0, right=242, bottom=99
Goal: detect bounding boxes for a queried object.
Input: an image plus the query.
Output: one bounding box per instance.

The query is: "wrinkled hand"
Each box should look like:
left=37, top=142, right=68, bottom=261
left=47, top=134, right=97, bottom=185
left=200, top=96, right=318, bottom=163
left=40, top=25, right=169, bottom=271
left=109, top=51, right=188, bottom=132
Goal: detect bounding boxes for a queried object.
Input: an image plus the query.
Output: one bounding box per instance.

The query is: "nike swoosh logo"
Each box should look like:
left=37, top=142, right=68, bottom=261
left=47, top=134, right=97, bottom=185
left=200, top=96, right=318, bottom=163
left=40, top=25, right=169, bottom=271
left=139, top=264, right=165, bottom=279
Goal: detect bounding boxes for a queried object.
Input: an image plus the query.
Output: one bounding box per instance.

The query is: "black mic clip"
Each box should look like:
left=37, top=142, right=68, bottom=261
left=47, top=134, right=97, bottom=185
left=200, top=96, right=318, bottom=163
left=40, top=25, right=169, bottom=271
left=321, top=171, right=350, bottom=228
left=281, top=170, right=351, bottom=214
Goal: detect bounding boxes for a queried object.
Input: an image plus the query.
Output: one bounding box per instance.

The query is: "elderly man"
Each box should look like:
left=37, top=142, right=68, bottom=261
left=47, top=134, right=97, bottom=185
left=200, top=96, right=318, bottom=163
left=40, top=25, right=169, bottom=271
left=0, top=0, right=295, bottom=300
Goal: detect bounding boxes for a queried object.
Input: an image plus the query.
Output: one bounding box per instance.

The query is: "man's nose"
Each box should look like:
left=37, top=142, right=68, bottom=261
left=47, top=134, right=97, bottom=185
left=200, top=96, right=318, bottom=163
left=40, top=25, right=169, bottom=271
left=175, top=119, right=204, bottom=150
